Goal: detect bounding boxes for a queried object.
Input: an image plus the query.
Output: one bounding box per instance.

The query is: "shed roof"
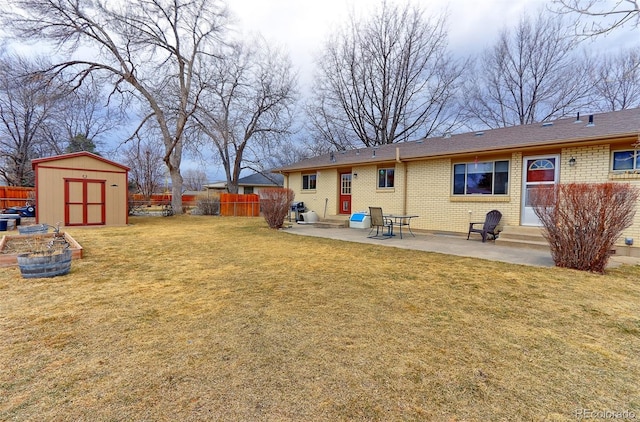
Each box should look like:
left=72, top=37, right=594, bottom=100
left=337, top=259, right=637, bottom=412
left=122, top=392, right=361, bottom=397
left=32, top=151, right=130, bottom=171
left=276, top=108, right=640, bottom=172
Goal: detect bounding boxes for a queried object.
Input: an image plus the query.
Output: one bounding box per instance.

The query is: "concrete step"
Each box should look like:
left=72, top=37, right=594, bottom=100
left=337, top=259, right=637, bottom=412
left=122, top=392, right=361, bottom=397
left=496, top=226, right=550, bottom=251
left=293, top=214, right=350, bottom=228
left=313, top=220, right=349, bottom=228
left=314, top=216, right=350, bottom=228
left=496, top=237, right=550, bottom=251
left=497, top=226, right=544, bottom=239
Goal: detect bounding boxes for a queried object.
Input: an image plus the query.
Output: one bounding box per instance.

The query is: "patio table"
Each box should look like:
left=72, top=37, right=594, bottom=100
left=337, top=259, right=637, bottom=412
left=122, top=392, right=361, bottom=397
left=386, top=214, right=419, bottom=239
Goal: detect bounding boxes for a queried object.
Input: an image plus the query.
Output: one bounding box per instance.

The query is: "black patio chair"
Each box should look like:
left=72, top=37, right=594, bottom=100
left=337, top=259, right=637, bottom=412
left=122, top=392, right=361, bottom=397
left=368, top=207, right=393, bottom=239
left=467, top=210, right=502, bottom=242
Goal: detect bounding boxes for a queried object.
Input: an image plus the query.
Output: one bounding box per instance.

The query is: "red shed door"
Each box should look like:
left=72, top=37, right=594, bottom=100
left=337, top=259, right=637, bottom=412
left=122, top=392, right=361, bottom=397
left=65, top=179, right=106, bottom=226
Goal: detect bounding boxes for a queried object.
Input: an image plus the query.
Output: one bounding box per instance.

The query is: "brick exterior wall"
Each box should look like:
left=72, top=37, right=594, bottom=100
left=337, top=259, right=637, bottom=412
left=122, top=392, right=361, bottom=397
left=561, top=144, right=640, bottom=256
left=403, top=154, right=522, bottom=234
left=560, top=145, right=610, bottom=183
left=351, top=164, right=405, bottom=214
left=285, top=145, right=640, bottom=256
left=287, top=169, right=339, bottom=216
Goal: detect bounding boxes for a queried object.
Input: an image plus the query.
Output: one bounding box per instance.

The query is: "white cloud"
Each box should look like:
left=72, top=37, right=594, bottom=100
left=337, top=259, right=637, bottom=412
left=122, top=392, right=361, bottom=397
left=228, top=0, right=639, bottom=90
left=228, top=0, right=551, bottom=87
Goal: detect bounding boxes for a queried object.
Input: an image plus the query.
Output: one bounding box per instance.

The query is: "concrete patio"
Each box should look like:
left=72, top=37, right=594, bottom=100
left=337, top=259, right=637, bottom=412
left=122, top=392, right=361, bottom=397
left=283, top=223, right=640, bottom=269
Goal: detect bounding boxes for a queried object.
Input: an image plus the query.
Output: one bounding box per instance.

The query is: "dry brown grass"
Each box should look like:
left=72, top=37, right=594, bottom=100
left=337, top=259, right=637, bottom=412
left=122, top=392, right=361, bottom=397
left=1, top=215, right=639, bottom=421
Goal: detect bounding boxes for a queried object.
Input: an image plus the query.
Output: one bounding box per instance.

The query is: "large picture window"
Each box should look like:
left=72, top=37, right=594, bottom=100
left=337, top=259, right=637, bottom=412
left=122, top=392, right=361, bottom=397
left=612, top=150, right=640, bottom=171
left=453, top=160, right=509, bottom=195
left=302, top=173, right=317, bottom=190
left=378, top=168, right=394, bottom=188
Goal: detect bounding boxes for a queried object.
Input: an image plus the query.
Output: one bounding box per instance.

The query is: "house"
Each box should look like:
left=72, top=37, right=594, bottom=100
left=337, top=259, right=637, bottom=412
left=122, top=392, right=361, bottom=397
left=275, top=108, right=640, bottom=256
left=204, top=172, right=284, bottom=194
left=31, top=152, right=129, bottom=227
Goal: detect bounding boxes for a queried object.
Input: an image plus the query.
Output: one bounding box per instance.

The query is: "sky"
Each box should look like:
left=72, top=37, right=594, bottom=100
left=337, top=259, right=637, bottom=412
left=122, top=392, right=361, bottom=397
left=226, top=0, right=638, bottom=94
left=228, top=0, right=549, bottom=93
left=193, top=0, right=636, bottom=181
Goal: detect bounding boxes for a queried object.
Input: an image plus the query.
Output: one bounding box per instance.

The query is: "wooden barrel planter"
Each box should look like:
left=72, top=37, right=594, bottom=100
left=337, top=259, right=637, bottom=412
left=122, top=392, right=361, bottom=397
left=17, top=249, right=72, bottom=279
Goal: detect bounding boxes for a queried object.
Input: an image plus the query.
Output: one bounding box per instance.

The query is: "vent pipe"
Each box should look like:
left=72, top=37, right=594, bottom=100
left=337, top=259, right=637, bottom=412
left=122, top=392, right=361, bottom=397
left=587, top=115, right=594, bottom=127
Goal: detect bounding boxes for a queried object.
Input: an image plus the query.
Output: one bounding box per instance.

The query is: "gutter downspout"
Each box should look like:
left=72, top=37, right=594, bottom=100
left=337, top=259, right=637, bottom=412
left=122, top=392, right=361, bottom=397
left=396, top=147, right=407, bottom=215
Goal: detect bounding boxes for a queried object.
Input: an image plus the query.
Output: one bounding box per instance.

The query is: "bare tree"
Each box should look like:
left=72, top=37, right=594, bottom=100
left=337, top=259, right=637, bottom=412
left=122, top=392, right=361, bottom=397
left=308, top=1, right=466, bottom=149
left=2, top=0, right=230, bottom=213
left=192, top=37, right=297, bottom=194
left=260, top=137, right=314, bottom=171
left=590, top=48, right=640, bottom=111
left=0, top=53, right=62, bottom=186
left=462, top=11, right=592, bottom=129
left=182, top=168, right=207, bottom=191
left=41, top=78, right=125, bottom=156
left=552, top=0, right=640, bottom=36
left=121, top=137, right=164, bottom=200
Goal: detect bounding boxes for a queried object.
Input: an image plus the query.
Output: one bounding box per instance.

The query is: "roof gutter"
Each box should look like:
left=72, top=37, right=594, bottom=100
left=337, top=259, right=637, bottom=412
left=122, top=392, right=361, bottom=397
left=274, top=131, right=640, bottom=172
left=400, top=132, right=640, bottom=163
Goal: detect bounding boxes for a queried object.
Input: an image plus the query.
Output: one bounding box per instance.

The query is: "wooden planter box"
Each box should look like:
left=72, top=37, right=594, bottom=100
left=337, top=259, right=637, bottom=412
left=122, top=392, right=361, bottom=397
left=0, top=232, right=83, bottom=268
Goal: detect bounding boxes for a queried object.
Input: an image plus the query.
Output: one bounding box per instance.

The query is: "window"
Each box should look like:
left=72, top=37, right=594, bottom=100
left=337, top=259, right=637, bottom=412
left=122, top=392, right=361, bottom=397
left=378, top=168, right=394, bottom=188
left=302, top=173, right=317, bottom=190
left=453, top=160, right=509, bottom=195
left=527, top=159, right=556, bottom=182
left=612, top=150, right=640, bottom=171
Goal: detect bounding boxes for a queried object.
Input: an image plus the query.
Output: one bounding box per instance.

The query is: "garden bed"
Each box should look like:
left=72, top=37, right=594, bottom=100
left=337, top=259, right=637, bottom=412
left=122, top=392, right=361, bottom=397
left=0, top=232, right=83, bottom=267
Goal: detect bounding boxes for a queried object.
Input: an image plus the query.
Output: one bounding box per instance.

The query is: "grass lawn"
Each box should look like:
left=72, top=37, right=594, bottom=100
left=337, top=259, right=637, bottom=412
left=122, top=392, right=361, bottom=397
left=1, top=215, right=639, bottom=420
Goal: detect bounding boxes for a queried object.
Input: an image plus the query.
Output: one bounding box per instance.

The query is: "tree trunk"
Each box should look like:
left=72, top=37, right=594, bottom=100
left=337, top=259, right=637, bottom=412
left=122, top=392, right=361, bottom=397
left=227, top=182, right=239, bottom=194
left=170, top=168, right=183, bottom=214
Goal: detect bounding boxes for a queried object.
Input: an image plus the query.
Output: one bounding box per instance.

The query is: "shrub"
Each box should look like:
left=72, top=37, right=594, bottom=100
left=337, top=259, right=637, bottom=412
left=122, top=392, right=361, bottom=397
left=195, top=195, right=220, bottom=215
left=259, top=188, right=295, bottom=229
left=532, top=182, right=639, bottom=273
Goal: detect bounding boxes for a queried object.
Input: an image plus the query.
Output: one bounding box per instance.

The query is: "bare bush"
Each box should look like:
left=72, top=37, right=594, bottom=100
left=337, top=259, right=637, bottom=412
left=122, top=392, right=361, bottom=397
left=196, top=196, right=220, bottom=216
left=532, top=183, right=639, bottom=273
left=259, top=188, right=294, bottom=229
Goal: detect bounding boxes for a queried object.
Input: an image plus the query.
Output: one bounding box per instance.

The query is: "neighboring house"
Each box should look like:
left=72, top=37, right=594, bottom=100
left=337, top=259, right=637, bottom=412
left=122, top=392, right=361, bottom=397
left=275, top=108, right=640, bottom=255
left=204, top=172, right=284, bottom=194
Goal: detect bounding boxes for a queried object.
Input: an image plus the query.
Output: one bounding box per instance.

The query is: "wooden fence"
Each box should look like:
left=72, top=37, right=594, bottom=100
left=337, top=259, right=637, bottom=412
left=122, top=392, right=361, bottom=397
left=4, top=189, right=261, bottom=217
left=0, top=186, right=35, bottom=209
left=130, top=193, right=200, bottom=208
left=220, top=193, right=260, bottom=217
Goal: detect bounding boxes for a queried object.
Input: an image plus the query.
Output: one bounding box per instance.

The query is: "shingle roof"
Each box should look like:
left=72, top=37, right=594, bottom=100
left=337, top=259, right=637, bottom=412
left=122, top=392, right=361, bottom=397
left=31, top=151, right=130, bottom=171
left=205, top=173, right=284, bottom=189
left=276, top=108, right=640, bottom=172
left=237, top=172, right=284, bottom=186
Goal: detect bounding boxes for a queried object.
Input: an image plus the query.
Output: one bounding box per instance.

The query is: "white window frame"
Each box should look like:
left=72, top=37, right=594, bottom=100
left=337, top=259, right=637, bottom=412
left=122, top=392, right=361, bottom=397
left=302, top=173, right=317, bottom=191
left=611, top=150, right=640, bottom=171
left=452, top=160, right=510, bottom=195
left=377, top=167, right=395, bottom=189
